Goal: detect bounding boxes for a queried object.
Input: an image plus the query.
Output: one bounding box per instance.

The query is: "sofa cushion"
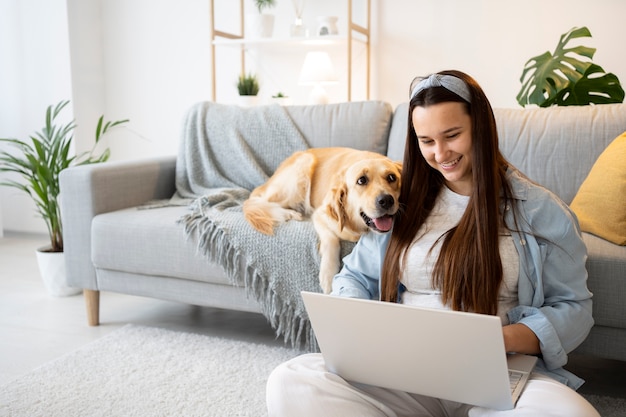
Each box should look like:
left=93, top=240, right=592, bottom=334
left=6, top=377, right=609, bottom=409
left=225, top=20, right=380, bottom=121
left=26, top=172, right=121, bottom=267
left=570, top=132, right=626, bottom=245
left=387, top=103, right=409, bottom=162
left=582, top=232, right=626, bottom=329
left=285, top=101, right=392, bottom=155
left=494, top=104, right=626, bottom=204
left=91, top=205, right=232, bottom=285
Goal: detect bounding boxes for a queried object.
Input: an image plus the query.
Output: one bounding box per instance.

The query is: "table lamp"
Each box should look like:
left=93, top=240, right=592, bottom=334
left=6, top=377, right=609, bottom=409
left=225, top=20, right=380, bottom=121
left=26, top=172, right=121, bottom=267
left=299, top=51, right=338, bottom=104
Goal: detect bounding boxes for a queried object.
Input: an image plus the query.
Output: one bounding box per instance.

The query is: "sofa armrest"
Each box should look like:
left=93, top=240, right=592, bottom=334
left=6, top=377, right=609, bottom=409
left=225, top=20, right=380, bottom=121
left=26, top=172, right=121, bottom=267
left=59, top=157, right=177, bottom=289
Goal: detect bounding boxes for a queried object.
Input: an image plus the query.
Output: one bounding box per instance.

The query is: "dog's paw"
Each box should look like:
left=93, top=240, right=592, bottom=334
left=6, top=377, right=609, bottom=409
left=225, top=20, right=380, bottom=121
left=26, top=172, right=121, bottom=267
left=319, top=280, right=332, bottom=294
left=285, top=211, right=303, bottom=222
left=318, top=270, right=334, bottom=294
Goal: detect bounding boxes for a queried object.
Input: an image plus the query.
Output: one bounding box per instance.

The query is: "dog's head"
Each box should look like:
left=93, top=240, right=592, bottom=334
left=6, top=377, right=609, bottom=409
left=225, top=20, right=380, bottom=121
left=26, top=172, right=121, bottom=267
left=327, top=158, right=402, bottom=234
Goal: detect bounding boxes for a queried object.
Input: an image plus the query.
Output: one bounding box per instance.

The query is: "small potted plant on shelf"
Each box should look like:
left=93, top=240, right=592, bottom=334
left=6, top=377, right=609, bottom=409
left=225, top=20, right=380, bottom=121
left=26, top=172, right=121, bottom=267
left=237, top=73, right=261, bottom=106
left=271, top=91, right=292, bottom=106
left=0, top=100, right=128, bottom=296
left=246, top=0, right=276, bottom=38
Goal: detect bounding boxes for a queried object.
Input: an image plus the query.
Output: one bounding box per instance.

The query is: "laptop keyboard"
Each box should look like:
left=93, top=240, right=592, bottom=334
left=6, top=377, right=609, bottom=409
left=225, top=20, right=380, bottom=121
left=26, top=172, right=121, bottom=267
left=509, top=370, right=523, bottom=393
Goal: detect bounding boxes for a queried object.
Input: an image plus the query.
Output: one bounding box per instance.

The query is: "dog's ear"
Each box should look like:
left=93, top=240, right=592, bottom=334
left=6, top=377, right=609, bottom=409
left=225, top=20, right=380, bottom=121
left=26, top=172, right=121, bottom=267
left=325, top=183, right=348, bottom=231
left=394, top=160, right=403, bottom=174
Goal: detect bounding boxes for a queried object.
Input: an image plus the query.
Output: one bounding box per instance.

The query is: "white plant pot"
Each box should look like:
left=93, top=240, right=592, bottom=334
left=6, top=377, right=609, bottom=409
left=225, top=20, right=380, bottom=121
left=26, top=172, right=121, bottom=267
left=35, top=246, right=81, bottom=297
left=238, top=95, right=260, bottom=107
left=271, top=97, right=292, bottom=106
left=246, top=13, right=275, bottom=38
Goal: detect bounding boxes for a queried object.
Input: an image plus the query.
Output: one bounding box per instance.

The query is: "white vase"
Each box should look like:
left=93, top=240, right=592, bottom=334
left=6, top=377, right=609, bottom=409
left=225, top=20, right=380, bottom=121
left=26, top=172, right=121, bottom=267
left=245, top=13, right=275, bottom=38
left=35, top=246, right=81, bottom=297
left=290, top=17, right=308, bottom=38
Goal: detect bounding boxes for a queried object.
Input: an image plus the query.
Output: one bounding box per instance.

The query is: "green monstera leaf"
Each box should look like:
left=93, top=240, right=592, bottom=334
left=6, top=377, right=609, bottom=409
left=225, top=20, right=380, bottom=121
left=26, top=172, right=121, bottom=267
left=517, top=26, right=624, bottom=107
left=548, top=63, right=625, bottom=106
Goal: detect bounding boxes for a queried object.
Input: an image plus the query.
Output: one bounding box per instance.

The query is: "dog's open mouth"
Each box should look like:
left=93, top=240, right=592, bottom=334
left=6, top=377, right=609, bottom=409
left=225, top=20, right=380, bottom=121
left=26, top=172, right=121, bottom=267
left=361, top=212, right=394, bottom=232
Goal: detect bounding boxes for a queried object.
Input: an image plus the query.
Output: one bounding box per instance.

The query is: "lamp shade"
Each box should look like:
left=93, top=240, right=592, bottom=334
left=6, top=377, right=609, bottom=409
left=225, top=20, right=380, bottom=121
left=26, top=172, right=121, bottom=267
left=298, top=51, right=338, bottom=85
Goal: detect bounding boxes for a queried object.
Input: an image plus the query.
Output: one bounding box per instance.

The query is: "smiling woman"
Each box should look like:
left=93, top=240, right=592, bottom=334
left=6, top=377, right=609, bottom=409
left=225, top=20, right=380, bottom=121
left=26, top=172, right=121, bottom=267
left=266, top=70, right=599, bottom=417
left=412, top=102, right=473, bottom=196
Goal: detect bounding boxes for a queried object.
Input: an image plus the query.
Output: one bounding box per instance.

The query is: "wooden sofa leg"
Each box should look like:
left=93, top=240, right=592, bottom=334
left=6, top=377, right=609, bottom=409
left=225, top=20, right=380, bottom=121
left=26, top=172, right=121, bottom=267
left=84, top=289, right=100, bottom=326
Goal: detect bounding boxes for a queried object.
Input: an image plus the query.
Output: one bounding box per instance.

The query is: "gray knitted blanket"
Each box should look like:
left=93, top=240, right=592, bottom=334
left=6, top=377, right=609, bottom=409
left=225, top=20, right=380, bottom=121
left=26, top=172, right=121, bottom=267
left=174, top=102, right=344, bottom=351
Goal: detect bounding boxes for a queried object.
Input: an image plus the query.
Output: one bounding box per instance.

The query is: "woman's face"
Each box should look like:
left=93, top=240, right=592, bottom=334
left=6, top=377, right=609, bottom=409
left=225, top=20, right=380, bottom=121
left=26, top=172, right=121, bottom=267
left=411, top=101, right=473, bottom=196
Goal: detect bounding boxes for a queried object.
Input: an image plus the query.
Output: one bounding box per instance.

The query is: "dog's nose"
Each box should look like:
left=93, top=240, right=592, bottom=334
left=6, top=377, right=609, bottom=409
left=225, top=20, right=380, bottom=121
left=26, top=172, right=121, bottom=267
left=376, top=194, right=394, bottom=210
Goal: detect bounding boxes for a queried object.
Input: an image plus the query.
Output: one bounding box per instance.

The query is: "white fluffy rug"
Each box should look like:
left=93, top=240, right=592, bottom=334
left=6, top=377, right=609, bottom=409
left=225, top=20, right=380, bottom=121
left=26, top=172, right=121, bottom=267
left=1, top=324, right=623, bottom=416
left=0, top=325, right=300, bottom=417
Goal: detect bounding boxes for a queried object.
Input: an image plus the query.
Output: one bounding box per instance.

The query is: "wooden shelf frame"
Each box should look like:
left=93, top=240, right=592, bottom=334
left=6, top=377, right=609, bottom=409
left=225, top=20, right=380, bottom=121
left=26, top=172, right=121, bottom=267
left=209, top=0, right=371, bottom=102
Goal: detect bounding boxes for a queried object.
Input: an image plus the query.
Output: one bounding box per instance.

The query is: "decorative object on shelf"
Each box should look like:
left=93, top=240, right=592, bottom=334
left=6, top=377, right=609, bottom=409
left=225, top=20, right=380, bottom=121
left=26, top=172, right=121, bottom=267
left=237, top=72, right=261, bottom=106
left=517, top=26, right=624, bottom=107
left=246, top=0, right=276, bottom=38
left=290, top=0, right=308, bottom=37
left=210, top=0, right=372, bottom=103
left=299, top=51, right=338, bottom=104
left=317, top=16, right=339, bottom=36
left=0, top=100, right=128, bottom=296
left=271, top=92, right=292, bottom=105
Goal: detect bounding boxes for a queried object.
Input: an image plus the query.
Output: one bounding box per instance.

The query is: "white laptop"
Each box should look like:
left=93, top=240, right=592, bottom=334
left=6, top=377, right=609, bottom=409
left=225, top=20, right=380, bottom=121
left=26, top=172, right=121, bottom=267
left=301, top=291, right=537, bottom=411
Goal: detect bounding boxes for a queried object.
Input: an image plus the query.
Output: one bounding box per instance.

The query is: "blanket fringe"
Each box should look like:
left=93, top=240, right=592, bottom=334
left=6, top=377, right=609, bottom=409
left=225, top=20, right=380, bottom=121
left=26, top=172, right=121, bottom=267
left=180, top=206, right=318, bottom=352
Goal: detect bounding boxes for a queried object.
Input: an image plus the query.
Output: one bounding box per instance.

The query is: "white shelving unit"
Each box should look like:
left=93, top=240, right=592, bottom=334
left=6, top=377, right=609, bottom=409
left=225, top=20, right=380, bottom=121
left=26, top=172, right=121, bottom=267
left=209, top=0, right=371, bottom=103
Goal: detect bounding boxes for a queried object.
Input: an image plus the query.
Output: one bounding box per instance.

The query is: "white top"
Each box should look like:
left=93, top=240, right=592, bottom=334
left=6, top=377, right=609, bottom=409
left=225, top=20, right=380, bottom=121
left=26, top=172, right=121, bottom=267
left=400, top=186, right=519, bottom=324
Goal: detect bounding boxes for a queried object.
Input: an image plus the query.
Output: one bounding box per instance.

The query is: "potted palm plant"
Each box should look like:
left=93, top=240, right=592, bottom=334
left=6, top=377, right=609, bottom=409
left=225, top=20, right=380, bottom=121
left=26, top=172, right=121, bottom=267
left=0, top=100, right=128, bottom=296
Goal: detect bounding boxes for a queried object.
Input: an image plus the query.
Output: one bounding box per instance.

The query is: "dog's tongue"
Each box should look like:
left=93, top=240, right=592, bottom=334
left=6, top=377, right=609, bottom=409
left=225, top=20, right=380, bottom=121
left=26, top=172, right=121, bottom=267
left=373, top=216, right=393, bottom=232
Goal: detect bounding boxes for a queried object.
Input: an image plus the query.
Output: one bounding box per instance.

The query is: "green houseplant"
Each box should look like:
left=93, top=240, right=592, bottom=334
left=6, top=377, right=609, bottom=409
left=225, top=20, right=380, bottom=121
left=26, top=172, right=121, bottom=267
left=0, top=100, right=128, bottom=253
left=254, top=0, right=276, bottom=13
left=271, top=91, right=292, bottom=105
left=237, top=73, right=261, bottom=106
left=237, top=72, right=260, bottom=96
left=517, top=26, right=624, bottom=107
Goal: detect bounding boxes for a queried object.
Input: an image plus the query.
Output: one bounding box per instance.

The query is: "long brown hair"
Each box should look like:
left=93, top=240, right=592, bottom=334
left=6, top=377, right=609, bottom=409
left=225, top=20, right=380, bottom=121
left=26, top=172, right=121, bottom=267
left=381, top=70, right=513, bottom=315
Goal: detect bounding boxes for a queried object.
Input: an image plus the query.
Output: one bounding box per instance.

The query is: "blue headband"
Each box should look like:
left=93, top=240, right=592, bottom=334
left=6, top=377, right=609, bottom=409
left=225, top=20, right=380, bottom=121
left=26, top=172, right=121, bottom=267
left=409, top=74, right=472, bottom=103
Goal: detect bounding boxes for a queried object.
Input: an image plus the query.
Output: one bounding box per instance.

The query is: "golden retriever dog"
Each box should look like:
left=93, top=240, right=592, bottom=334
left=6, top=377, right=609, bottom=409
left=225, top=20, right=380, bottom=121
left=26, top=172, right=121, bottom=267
left=243, top=147, right=402, bottom=293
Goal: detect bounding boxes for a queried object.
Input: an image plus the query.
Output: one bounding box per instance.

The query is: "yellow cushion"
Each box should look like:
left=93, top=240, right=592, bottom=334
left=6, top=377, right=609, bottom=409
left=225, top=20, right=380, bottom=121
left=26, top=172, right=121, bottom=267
left=571, top=132, right=626, bottom=245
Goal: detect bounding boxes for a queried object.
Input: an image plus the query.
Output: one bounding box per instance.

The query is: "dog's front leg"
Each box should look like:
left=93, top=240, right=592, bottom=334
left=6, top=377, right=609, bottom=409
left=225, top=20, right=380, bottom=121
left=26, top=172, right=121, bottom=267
left=313, top=220, right=341, bottom=294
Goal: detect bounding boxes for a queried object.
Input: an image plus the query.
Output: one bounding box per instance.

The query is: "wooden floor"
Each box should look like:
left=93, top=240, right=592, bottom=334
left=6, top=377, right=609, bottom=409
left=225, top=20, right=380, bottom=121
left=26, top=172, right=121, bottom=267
left=1, top=232, right=625, bottom=399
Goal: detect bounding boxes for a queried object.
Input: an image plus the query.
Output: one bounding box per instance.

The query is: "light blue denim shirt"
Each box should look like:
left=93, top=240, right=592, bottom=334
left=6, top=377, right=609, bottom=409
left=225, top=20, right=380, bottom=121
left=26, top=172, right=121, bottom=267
left=331, top=169, right=594, bottom=390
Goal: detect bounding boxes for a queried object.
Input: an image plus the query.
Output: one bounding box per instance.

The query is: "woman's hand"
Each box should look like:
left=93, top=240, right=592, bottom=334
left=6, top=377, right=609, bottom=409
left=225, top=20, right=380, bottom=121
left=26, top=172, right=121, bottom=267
left=502, top=323, right=540, bottom=354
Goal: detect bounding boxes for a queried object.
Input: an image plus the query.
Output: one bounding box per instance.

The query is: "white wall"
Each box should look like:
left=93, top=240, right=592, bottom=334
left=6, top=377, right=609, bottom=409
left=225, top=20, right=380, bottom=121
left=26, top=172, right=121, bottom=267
left=376, top=0, right=626, bottom=109
left=2, top=0, right=626, bottom=234
left=97, top=0, right=213, bottom=159
left=97, top=0, right=369, bottom=162
left=66, top=0, right=106, bottom=157
left=0, top=0, right=73, bottom=235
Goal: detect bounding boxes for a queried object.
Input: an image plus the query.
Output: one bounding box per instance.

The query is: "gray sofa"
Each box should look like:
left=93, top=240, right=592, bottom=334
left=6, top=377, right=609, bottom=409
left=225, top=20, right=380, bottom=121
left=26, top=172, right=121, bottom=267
left=60, top=101, right=626, bottom=361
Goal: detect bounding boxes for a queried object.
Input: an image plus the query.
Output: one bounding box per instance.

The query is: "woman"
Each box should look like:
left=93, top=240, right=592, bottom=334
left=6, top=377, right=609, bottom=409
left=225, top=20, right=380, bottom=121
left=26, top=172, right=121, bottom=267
left=266, top=70, right=598, bottom=416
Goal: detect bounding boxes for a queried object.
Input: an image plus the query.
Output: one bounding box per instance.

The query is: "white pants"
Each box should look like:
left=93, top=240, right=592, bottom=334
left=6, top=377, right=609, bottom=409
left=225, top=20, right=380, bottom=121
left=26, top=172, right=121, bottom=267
left=266, top=353, right=600, bottom=417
